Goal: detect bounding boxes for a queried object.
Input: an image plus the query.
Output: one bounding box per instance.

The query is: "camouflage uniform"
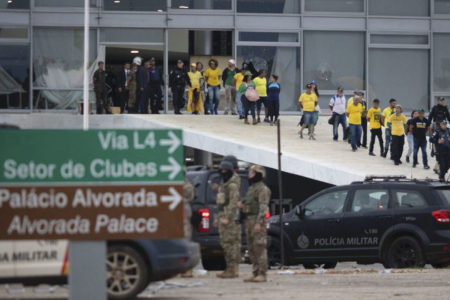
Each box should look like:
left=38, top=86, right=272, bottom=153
left=217, top=173, right=241, bottom=276
left=243, top=180, right=271, bottom=279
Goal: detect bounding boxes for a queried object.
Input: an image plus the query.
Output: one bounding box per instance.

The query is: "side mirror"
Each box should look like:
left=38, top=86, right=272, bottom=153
left=295, top=206, right=305, bottom=218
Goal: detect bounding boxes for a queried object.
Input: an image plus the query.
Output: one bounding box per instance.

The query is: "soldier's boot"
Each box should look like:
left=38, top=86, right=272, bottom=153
left=221, top=265, right=239, bottom=278
left=216, top=268, right=231, bottom=278
left=251, top=275, right=267, bottom=282
left=243, top=271, right=257, bottom=282
left=244, top=118, right=250, bottom=124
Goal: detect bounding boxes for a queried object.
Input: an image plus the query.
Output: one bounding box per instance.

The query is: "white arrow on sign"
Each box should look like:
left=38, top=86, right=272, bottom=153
left=161, top=187, right=182, bottom=211
left=160, top=157, right=182, bottom=180
left=159, top=131, right=181, bottom=154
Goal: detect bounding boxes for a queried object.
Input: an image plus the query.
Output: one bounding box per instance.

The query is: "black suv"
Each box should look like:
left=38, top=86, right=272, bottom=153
left=267, top=176, right=450, bottom=269
left=186, top=166, right=250, bottom=270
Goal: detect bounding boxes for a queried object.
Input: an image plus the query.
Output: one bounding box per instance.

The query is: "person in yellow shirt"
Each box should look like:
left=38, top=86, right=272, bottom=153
left=367, top=98, right=384, bottom=156
left=381, top=98, right=397, bottom=158
left=232, top=67, right=247, bottom=119
left=347, top=90, right=367, bottom=148
left=253, top=70, right=268, bottom=123
left=388, top=105, right=407, bottom=165
left=204, top=58, right=222, bottom=115
left=298, top=83, right=318, bottom=140
left=187, top=63, right=204, bottom=115
left=346, top=96, right=363, bottom=151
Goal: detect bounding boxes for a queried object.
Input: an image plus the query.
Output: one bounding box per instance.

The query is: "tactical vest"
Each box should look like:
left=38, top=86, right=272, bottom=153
left=244, top=181, right=265, bottom=216
left=217, top=174, right=240, bottom=212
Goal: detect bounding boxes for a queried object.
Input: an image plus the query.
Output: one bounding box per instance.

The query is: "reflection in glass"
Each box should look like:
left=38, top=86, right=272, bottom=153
left=435, top=0, right=450, bottom=14
left=369, top=0, right=429, bottom=16
left=303, top=31, right=365, bottom=91
left=0, top=45, right=30, bottom=109
left=305, top=0, right=364, bottom=13
left=237, top=46, right=300, bottom=111
left=371, top=34, right=428, bottom=45
left=0, top=0, right=29, bottom=9
left=369, top=49, right=428, bottom=111
left=171, top=0, right=231, bottom=9
left=238, top=32, right=298, bottom=43
left=237, top=0, right=300, bottom=14
left=35, top=0, right=96, bottom=7
left=434, top=34, right=450, bottom=92
left=33, top=29, right=97, bottom=109
left=103, top=0, right=166, bottom=11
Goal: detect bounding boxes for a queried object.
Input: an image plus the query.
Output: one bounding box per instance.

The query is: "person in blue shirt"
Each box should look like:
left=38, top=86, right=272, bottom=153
left=266, top=75, right=280, bottom=126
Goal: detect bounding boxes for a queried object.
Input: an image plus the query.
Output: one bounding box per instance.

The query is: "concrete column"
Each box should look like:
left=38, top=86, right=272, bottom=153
left=194, top=149, right=213, bottom=165
left=194, top=31, right=213, bottom=56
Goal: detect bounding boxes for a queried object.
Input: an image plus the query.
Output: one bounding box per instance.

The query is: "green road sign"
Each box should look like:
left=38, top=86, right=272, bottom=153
left=0, top=130, right=183, bottom=184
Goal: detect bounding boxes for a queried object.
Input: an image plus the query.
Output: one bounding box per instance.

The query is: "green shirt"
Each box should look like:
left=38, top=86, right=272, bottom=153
left=238, top=82, right=255, bottom=95
left=225, top=68, right=236, bottom=86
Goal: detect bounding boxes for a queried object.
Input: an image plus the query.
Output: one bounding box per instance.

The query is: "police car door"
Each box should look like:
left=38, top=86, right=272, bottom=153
left=14, top=240, right=68, bottom=277
left=290, top=189, right=349, bottom=259
left=341, top=187, right=393, bottom=258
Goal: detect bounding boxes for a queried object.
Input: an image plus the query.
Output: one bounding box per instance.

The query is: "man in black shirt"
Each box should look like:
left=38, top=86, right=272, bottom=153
left=93, top=61, right=110, bottom=114
left=169, top=60, right=191, bottom=115
left=411, top=108, right=430, bottom=169
left=429, top=97, right=450, bottom=131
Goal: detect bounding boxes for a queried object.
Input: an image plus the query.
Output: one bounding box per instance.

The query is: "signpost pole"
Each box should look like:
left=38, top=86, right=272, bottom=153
left=82, top=0, right=89, bottom=130
left=277, top=119, right=285, bottom=268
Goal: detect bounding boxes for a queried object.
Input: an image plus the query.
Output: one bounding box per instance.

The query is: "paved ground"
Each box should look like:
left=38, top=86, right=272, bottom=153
left=2, top=264, right=450, bottom=299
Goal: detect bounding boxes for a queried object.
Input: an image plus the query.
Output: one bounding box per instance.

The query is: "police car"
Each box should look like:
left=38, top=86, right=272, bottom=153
left=0, top=239, right=200, bottom=299
left=267, top=176, right=450, bottom=269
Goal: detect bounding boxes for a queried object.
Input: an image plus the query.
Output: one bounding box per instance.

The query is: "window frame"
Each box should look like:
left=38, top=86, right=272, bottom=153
left=391, top=188, right=430, bottom=210
left=348, top=188, right=392, bottom=214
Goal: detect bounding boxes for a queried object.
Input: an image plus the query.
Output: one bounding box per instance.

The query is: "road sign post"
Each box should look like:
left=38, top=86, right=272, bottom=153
left=0, top=129, right=184, bottom=299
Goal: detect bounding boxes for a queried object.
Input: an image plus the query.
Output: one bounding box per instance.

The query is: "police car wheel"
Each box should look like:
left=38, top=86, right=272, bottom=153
left=386, top=236, right=425, bottom=269
left=107, top=245, right=149, bottom=300
left=202, top=256, right=226, bottom=271
left=268, top=237, right=281, bottom=267
left=303, top=262, right=337, bottom=269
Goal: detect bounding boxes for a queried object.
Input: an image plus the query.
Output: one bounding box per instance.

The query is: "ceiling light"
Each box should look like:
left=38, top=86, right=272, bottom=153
left=130, top=50, right=139, bottom=54
left=114, top=0, right=120, bottom=3
left=157, top=9, right=163, bottom=12
left=8, top=0, right=13, bottom=3
left=179, top=5, right=189, bottom=9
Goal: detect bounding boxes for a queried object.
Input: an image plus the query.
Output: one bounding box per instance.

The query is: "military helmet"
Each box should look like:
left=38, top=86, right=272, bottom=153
left=250, top=164, right=266, bottom=178
left=223, top=155, right=238, bottom=170
left=219, top=160, right=234, bottom=172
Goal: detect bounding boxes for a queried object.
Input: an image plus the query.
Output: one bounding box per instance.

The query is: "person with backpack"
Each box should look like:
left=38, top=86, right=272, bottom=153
left=239, top=74, right=258, bottom=125
left=329, top=87, right=347, bottom=141
left=430, top=120, right=450, bottom=182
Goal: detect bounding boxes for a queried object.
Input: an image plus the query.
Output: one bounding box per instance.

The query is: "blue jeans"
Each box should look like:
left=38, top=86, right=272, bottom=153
left=350, top=124, right=362, bottom=151
left=208, top=85, right=220, bottom=115
left=413, top=138, right=428, bottom=166
left=236, top=91, right=243, bottom=117
left=384, top=128, right=391, bottom=155
left=333, top=113, right=347, bottom=140
left=242, top=96, right=256, bottom=119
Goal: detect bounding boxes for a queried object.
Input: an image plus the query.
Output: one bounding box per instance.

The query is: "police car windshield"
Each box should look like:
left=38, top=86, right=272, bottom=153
left=436, top=189, right=450, bottom=208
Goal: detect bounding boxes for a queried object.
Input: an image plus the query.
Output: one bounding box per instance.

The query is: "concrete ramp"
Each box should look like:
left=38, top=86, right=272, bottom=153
left=1, top=114, right=438, bottom=186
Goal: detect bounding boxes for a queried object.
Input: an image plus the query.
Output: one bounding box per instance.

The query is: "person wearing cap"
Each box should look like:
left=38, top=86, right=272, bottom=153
left=169, top=59, right=191, bottom=114
left=347, top=90, right=366, bottom=147
left=381, top=98, right=397, bottom=158
left=253, top=70, right=269, bottom=123
left=388, top=105, right=407, bottom=165
left=329, top=86, right=347, bottom=141
left=430, top=120, right=450, bottom=182
left=411, top=109, right=430, bottom=169
left=298, top=83, right=318, bottom=140
left=187, top=62, right=204, bottom=115
left=148, top=57, right=164, bottom=114
left=222, top=59, right=238, bottom=115
left=232, top=67, right=248, bottom=119
left=346, top=95, right=364, bottom=152
left=204, top=58, right=222, bottom=115
left=240, top=165, right=271, bottom=283
left=367, top=98, right=384, bottom=156
left=405, top=110, right=419, bottom=164
left=93, top=61, right=110, bottom=114
left=429, top=97, right=450, bottom=132
left=214, top=160, right=241, bottom=279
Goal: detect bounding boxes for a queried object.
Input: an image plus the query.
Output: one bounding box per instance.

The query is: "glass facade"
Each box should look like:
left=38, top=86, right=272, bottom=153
left=0, top=0, right=448, bottom=112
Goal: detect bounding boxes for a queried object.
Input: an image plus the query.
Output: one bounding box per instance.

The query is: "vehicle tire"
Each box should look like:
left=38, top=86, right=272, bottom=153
left=431, top=263, right=450, bottom=269
left=303, top=262, right=337, bottom=269
left=268, top=237, right=281, bottom=267
left=385, top=236, right=425, bottom=269
left=107, top=244, right=149, bottom=300
left=202, top=256, right=226, bottom=271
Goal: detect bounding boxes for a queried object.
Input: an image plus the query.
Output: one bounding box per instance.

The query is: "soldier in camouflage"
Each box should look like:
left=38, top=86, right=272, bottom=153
left=241, top=165, right=271, bottom=283
left=181, top=178, right=195, bottom=278
left=215, top=160, right=241, bottom=278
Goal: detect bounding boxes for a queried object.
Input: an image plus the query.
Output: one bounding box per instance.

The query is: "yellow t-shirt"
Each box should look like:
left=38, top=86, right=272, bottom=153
left=382, top=107, right=396, bottom=127
left=389, top=114, right=407, bottom=136
left=253, top=77, right=267, bottom=97
left=367, top=107, right=382, bottom=129
left=234, top=73, right=244, bottom=91
left=204, top=67, right=222, bottom=86
left=347, top=103, right=363, bottom=125
left=188, top=71, right=202, bottom=89
left=298, top=93, right=317, bottom=112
